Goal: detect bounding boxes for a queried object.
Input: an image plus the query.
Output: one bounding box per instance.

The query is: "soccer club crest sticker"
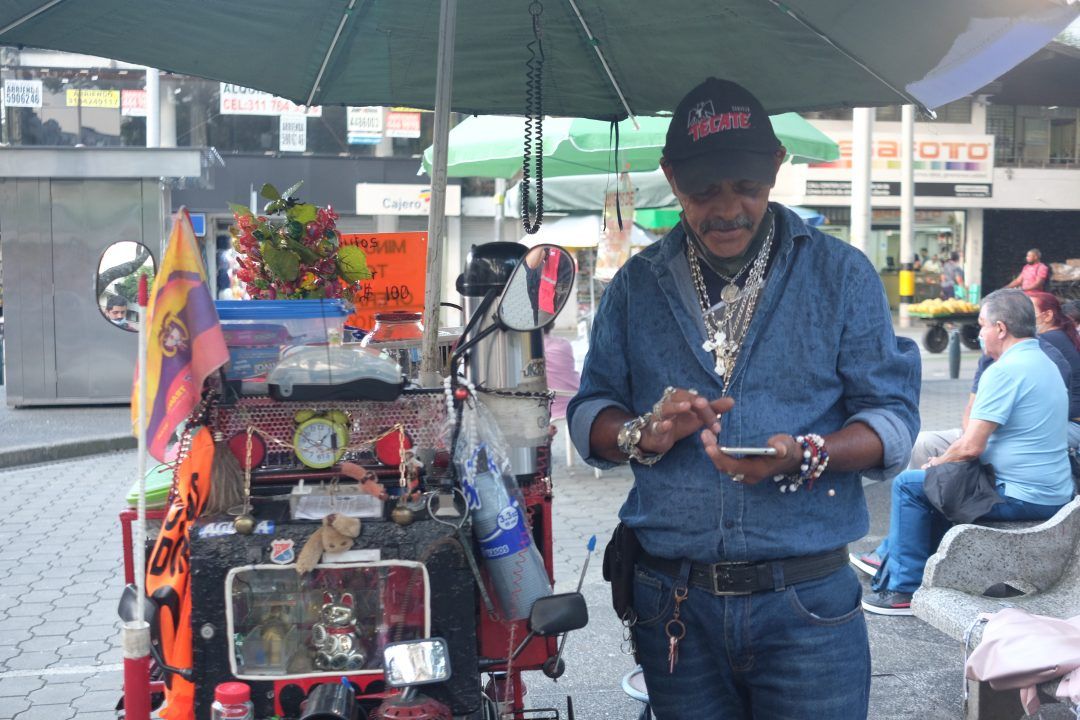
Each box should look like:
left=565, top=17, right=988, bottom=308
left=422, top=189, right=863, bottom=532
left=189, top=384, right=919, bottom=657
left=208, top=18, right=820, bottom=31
left=270, top=538, right=296, bottom=565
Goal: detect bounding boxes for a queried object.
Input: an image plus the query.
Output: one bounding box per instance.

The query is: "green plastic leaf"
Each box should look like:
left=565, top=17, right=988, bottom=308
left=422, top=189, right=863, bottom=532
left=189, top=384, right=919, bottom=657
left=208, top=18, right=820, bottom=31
left=287, top=203, right=317, bottom=224
left=282, top=180, right=304, bottom=199
left=284, top=236, right=319, bottom=264
left=260, top=183, right=281, bottom=201
left=263, top=243, right=300, bottom=282
left=337, top=245, right=372, bottom=282
left=228, top=202, right=254, bottom=219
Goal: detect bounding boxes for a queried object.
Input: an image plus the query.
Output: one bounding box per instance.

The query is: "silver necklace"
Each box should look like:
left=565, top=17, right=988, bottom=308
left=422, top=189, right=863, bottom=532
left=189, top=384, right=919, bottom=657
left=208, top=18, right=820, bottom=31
left=687, top=216, right=775, bottom=382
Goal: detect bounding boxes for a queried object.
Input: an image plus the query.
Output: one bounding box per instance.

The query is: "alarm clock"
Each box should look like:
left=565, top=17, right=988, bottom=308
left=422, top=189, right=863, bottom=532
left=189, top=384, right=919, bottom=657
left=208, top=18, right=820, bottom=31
left=293, top=415, right=349, bottom=469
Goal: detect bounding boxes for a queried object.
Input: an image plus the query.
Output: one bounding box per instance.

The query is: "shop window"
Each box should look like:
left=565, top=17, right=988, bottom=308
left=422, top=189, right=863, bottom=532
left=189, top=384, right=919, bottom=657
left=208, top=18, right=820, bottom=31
left=96, top=241, right=156, bottom=332
left=1050, top=118, right=1077, bottom=164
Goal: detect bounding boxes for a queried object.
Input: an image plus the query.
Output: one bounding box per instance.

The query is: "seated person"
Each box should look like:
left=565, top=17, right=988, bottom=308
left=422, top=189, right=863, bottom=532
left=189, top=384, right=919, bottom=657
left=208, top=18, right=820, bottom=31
left=904, top=332, right=1071, bottom=471
left=1029, top=292, right=1080, bottom=450
left=1063, top=300, right=1080, bottom=326
left=860, top=289, right=1073, bottom=615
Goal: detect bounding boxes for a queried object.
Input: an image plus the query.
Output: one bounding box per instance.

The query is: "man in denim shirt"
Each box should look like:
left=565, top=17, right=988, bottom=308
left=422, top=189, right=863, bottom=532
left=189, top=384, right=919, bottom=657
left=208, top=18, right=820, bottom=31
left=567, top=78, right=920, bottom=719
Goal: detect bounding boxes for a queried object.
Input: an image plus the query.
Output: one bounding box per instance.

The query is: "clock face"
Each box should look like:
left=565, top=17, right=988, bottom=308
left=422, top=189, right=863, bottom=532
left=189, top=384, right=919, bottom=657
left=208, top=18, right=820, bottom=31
left=294, top=418, right=347, bottom=469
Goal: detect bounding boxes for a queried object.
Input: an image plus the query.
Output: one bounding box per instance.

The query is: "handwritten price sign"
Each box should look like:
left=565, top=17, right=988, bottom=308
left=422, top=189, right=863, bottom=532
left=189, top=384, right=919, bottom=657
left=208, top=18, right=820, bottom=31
left=340, top=232, right=428, bottom=331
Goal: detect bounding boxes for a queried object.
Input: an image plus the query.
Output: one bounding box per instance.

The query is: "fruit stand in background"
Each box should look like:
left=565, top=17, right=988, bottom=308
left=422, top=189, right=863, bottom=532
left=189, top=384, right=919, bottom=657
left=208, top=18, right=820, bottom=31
left=907, top=298, right=981, bottom=353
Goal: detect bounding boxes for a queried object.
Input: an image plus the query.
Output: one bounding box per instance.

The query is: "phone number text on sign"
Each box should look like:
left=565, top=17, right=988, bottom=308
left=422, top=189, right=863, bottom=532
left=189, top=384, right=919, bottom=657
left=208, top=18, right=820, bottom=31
left=339, top=232, right=428, bottom=331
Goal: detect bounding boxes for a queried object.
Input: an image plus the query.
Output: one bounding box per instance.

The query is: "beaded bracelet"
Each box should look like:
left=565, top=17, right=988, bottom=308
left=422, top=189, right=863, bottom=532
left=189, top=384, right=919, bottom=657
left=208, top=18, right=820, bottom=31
left=773, top=433, right=830, bottom=493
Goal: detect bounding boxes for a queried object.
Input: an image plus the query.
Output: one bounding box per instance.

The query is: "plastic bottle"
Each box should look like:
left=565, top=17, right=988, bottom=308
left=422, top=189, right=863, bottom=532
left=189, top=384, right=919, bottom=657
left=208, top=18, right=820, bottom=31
left=468, top=451, right=552, bottom=620
left=211, top=682, right=254, bottom=720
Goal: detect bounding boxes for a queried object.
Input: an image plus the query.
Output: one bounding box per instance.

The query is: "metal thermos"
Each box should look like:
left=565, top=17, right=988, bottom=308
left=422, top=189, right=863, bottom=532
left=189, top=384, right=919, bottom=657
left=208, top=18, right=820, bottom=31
left=457, top=243, right=546, bottom=477
left=299, top=681, right=358, bottom=720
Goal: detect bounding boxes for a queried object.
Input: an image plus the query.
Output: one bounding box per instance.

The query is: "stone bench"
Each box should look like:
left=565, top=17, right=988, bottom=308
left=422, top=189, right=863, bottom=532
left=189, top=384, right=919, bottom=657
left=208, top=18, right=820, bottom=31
left=911, top=496, right=1080, bottom=720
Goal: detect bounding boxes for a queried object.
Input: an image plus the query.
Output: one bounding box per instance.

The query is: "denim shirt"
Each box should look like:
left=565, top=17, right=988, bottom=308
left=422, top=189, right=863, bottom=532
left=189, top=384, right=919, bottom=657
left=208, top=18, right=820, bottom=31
left=567, top=204, right=921, bottom=563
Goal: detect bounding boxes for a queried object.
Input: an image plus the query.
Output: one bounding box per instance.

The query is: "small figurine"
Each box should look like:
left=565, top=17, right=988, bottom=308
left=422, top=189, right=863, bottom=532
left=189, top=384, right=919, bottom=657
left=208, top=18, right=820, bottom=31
left=259, top=604, right=290, bottom=667
left=311, top=591, right=366, bottom=671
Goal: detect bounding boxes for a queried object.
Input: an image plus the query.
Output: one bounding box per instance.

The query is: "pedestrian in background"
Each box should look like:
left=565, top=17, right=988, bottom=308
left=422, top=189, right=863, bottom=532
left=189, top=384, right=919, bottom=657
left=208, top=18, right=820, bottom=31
left=1006, top=248, right=1050, bottom=294
left=940, top=252, right=965, bottom=300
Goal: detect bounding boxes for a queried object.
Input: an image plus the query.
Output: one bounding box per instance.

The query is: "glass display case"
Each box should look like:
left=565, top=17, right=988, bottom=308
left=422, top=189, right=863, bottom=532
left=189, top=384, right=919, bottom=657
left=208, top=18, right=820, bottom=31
left=225, top=562, right=429, bottom=680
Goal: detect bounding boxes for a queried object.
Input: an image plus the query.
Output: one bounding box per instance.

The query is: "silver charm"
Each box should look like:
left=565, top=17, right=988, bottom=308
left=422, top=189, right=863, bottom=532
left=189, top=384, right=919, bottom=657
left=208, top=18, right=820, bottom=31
left=720, top=283, right=740, bottom=304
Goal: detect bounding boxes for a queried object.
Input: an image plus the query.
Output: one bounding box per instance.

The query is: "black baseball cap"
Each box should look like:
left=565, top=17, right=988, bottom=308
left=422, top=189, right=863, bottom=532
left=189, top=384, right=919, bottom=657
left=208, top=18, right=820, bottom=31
left=662, top=78, right=782, bottom=194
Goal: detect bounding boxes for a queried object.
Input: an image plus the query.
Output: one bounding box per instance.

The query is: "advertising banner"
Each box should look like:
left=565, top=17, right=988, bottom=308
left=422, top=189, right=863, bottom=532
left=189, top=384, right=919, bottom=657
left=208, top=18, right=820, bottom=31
left=356, top=183, right=461, bottom=216
left=3, top=79, right=42, bottom=108
left=385, top=111, right=421, bottom=138
left=279, top=114, right=307, bottom=152
left=219, top=83, right=321, bottom=116
left=347, top=106, right=384, bottom=145
left=121, top=89, right=147, bottom=117
left=806, top=133, right=995, bottom=199
left=595, top=173, right=634, bottom=281
left=339, top=232, right=428, bottom=331
left=66, top=88, right=120, bottom=108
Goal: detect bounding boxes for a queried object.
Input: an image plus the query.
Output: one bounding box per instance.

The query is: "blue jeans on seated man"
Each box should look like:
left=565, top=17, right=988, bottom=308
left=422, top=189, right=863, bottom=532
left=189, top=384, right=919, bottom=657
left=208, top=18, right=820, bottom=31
left=873, top=469, right=1068, bottom=594
left=632, top=562, right=869, bottom=719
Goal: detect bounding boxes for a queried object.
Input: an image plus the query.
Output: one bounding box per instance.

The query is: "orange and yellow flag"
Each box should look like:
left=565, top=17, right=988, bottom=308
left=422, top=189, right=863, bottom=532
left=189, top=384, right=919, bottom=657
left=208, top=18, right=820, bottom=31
left=133, top=209, right=228, bottom=460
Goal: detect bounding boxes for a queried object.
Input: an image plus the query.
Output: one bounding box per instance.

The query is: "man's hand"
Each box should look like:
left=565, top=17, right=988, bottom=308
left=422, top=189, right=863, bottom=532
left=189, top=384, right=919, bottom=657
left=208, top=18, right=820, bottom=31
left=638, top=389, right=733, bottom=455
left=699, top=424, right=801, bottom=484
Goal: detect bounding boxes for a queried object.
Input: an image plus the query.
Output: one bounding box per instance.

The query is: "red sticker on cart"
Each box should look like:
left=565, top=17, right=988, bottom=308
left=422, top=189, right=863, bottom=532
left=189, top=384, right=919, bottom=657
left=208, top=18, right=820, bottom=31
left=270, top=538, right=296, bottom=564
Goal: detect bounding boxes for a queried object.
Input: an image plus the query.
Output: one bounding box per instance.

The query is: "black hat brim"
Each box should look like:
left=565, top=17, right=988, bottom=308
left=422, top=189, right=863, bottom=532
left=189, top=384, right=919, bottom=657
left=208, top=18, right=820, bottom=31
left=669, top=150, right=779, bottom=195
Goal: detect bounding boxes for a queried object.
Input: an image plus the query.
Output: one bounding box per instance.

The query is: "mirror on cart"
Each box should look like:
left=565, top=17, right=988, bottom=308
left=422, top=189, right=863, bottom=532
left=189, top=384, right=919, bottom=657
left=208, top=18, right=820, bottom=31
left=95, top=240, right=156, bottom=333
left=382, top=637, right=451, bottom=688
left=496, top=244, right=575, bottom=332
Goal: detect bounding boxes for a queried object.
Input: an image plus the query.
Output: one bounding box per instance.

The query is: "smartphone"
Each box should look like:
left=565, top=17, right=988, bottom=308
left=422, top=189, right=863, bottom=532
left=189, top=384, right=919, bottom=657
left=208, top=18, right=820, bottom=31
left=719, top=446, right=778, bottom=457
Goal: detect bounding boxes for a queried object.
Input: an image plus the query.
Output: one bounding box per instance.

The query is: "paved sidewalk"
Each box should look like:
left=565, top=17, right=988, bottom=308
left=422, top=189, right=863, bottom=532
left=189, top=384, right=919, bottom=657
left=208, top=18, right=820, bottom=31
left=0, top=388, right=133, bottom=469
left=2, top=321, right=1071, bottom=719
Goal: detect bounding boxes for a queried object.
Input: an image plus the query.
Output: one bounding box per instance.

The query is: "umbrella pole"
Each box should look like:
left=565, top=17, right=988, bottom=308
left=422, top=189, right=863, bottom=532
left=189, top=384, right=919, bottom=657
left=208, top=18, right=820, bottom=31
left=122, top=273, right=151, bottom=720
left=419, top=0, right=458, bottom=385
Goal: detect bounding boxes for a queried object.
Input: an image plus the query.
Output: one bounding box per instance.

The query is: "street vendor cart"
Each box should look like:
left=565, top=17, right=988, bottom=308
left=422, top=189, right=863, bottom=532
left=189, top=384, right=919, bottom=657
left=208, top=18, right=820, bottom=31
left=118, top=207, right=586, bottom=720
left=908, top=312, right=981, bottom=354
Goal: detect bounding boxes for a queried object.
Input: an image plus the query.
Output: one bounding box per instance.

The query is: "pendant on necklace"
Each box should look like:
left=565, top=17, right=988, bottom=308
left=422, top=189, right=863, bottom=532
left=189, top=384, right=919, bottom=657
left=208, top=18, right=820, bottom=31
left=714, top=356, right=726, bottom=376
left=720, top=283, right=740, bottom=304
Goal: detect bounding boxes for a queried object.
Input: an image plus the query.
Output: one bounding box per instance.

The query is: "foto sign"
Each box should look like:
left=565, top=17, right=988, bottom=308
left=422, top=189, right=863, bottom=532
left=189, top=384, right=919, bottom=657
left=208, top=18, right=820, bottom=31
left=356, top=183, right=461, bottom=216
left=3, top=79, right=42, bottom=108
left=806, top=133, right=995, bottom=198
left=219, top=83, right=322, bottom=117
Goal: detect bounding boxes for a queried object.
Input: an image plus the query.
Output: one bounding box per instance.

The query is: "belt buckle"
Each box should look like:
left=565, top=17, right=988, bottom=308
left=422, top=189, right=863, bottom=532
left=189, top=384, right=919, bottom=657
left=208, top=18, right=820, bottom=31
left=710, top=561, right=752, bottom=596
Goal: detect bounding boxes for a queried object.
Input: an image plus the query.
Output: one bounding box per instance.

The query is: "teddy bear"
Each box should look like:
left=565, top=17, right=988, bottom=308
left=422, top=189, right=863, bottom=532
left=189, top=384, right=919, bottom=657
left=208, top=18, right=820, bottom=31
left=295, top=513, right=362, bottom=574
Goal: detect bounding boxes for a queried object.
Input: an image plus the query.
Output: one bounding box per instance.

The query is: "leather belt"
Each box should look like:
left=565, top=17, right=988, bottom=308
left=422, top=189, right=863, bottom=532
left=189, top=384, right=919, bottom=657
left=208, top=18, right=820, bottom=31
left=638, top=546, right=849, bottom=595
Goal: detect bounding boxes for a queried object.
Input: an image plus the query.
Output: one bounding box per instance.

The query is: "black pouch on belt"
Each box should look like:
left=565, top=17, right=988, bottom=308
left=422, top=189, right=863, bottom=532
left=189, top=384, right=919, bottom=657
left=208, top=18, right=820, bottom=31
left=602, top=521, right=641, bottom=624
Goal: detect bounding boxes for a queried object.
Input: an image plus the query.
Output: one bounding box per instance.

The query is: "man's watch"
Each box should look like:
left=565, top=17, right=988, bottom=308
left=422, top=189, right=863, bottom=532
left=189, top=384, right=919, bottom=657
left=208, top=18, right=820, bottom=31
left=617, top=415, right=664, bottom=465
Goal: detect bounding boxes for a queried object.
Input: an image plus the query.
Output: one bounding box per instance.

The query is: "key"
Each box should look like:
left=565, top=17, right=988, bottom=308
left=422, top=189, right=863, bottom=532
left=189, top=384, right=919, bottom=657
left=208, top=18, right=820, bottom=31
left=665, top=618, right=685, bottom=674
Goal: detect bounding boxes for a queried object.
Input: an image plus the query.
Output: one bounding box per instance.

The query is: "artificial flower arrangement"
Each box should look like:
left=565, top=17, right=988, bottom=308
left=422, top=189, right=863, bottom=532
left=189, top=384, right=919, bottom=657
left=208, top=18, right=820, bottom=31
left=229, top=181, right=371, bottom=300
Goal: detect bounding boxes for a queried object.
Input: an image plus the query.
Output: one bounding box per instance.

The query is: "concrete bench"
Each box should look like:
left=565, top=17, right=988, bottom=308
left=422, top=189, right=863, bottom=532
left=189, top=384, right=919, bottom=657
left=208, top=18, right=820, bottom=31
left=912, top=496, right=1080, bottom=720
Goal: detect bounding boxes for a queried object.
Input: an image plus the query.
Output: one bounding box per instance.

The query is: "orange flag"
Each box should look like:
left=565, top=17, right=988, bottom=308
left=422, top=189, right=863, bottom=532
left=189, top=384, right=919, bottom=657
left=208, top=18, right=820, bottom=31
left=146, top=426, right=214, bottom=720
left=132, top=209, right=228, bottom=460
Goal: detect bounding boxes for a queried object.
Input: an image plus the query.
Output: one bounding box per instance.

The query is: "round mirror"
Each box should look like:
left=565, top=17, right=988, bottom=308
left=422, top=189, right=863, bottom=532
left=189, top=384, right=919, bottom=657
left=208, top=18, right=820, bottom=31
left=96, top=241, right=156, bottom=332
left=497, top=244, right=576, bottom=332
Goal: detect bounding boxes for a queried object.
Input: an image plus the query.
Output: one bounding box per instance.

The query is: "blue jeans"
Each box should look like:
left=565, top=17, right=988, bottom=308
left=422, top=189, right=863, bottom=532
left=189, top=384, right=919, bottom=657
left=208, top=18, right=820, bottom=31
left=874, top=470, right=1067, bottom=594
left=631, top=562, right=869, bottom=719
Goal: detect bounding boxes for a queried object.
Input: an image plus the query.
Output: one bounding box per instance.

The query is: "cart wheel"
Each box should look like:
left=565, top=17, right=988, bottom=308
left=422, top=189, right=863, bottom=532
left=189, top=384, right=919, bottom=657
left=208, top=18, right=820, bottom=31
left=923, top=325, right=949, bottom=353
left=961, top=323, right=981, bottom=351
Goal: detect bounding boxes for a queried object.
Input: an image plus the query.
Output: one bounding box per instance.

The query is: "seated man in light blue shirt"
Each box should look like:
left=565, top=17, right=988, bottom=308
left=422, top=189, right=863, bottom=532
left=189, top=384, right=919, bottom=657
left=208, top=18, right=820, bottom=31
left=862, top=288, right=1073, bottom=615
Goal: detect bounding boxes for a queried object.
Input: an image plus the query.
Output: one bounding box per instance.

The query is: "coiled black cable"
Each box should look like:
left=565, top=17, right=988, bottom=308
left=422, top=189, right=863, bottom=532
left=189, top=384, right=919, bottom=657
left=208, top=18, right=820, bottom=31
left=522, top=0, right=545, bottom=235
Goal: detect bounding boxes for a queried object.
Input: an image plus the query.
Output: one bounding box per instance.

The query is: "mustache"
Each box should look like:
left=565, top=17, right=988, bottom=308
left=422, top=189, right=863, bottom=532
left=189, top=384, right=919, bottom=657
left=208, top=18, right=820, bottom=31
left=699, top=215, right=753, bottom=234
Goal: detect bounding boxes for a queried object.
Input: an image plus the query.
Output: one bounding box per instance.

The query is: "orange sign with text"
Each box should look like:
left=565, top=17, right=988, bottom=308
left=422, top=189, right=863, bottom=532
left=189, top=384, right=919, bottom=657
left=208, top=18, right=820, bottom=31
left=340, top=232, right=428, bottom=331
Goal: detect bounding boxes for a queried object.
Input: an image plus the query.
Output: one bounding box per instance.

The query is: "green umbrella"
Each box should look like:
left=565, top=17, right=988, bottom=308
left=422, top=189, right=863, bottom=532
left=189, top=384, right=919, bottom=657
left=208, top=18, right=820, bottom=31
left=422, top=113, right=838, bottom=179
left=0, top=1, right=1074, bottom=118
